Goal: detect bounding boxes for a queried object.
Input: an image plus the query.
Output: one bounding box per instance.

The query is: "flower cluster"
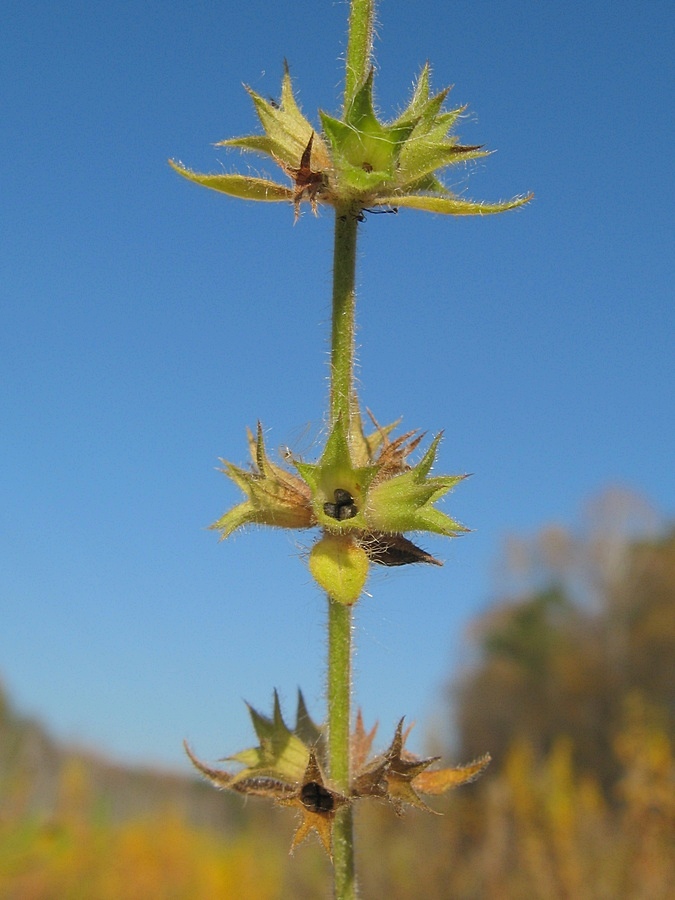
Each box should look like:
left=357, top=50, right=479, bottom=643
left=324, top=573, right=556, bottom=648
left=170, top=62, right=531, bottom=220
left=211, top=410, right=468, bottom=604
left=186, top=692, right=490, bottom=857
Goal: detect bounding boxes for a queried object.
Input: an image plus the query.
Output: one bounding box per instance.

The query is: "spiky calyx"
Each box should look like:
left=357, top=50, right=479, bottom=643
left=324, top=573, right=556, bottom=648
left=185, top=694, right=490, bottom=857
left=170, top=62, right=531, bottom=220
left=210, top=423, right=314, bottom=538
left=211, top=412, right=468, bottom=604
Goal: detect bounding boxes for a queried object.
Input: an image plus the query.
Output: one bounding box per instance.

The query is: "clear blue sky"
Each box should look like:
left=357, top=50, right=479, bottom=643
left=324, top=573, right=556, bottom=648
left=2, top=0, right=673, bottom=771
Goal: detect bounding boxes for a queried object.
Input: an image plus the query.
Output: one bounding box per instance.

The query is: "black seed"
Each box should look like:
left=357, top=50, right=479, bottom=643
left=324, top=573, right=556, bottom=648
left=300, top=781, right=335, bottom=813
left=324, top=488, right=358, bottom=520
left=333, top=489, right=354, bottom=506
left=337, top=504, right=357, bottom=520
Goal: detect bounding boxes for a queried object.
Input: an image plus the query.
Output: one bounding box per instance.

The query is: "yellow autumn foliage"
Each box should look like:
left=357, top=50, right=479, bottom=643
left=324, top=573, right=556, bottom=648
left=1, top=696, right=672, bottom=900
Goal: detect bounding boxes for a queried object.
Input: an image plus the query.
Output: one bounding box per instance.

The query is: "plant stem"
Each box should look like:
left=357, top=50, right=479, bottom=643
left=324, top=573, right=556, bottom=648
left=327, top=208, right=359, bottom=898
left=329, top=211, right=359, bottom=427
left=327, top=6, right=373, bottom=896
left=327, top=596, right=353, bottom=791
left=328, top=598, right=356, bottom=898
left=344, top=0, right=375, bottom=107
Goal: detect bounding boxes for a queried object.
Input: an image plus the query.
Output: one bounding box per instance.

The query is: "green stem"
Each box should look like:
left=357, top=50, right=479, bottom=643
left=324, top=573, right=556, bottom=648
left=327, top=598, right=352, bottom=790
left=344, top=0, right=376, bottom=107
left=327, top=5, right=373, bottom=895
left=327, top=206, right=359, bottom=899
left=328, top=599, right=356, bottom=898
left=330, top=210, right=359, bottom=427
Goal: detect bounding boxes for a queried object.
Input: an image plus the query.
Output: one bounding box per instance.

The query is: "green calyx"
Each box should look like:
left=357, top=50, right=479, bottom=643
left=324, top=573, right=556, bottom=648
left=296, top=418, right=468, bottom=540
left=319, top=69, right=418, bottom=198
left=170, top=62, right=532, bottom=219
left=212, top=416, right=467, bottom=583
left=295, top=418, right=378, bottom=531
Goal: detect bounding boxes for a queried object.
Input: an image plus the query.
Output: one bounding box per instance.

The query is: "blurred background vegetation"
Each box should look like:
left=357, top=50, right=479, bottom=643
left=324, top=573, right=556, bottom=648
left=1, top=489, right=673, bottom=898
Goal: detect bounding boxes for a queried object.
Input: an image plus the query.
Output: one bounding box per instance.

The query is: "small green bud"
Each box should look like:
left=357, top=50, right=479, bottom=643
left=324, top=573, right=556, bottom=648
left=309, top=533, right=369, bottom=605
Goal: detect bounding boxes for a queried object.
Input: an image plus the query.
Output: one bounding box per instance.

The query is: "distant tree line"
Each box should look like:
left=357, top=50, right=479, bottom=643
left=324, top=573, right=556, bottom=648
left=453, top=488, right=674, bottom=796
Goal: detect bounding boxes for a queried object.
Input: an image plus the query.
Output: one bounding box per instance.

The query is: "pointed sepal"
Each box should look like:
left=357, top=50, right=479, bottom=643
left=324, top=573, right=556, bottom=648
left=413, top=753, right=492, bottom=795
left=367, top=433, right=469, bottom=536
left=374, top=191, right=534, bottom=215
left=169, top=159, right=293, bottom=202
left=210, top=423, right=314, bottom=538
left=218, top=67, right=331, bottom=174
left=352, top=719, right=439, bottom=813
left=227, top=690, right=310, bottom=785
left=351, top=718, right=490, bottom=814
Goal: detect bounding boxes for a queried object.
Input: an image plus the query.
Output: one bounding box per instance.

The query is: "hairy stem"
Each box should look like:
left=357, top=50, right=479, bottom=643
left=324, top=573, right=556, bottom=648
left=327, top=598, right=352, bottom=790
left=327, top=5, right=373, bottom=895
left=327, top=207, right=359, bottom=898
left=328, top=598, right=356, bottom=898
left=330, top=210, right=359, bottom=427
left=344, top=0, right=376, bottom=108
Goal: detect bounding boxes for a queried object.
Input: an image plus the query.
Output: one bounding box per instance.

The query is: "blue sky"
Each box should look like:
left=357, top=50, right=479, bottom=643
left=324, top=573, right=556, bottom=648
left=2, top=0, right=673, bottom=771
